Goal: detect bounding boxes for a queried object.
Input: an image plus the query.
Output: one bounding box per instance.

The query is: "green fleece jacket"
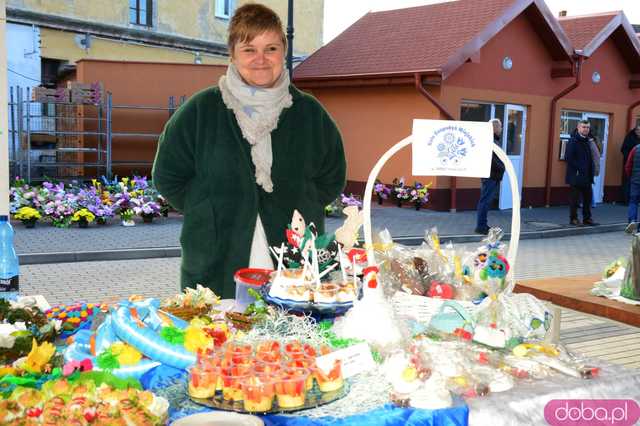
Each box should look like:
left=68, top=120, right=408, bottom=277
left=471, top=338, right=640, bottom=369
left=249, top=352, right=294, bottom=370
left=152, top=85, right=346, bottom=299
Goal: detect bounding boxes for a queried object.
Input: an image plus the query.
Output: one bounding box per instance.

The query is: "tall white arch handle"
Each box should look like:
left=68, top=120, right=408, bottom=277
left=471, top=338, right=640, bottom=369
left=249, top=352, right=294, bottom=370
left=362, top=136, right=520, bottom=290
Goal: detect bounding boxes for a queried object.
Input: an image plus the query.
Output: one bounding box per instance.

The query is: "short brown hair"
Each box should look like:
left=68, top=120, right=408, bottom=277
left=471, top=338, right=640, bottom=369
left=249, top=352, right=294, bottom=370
left=228, top=3, right=286, bottom=54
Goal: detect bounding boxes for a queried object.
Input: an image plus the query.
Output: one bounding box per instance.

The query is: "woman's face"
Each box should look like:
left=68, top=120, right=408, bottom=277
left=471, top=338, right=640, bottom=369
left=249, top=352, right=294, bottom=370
left=232, top=31, right=285, bottom=88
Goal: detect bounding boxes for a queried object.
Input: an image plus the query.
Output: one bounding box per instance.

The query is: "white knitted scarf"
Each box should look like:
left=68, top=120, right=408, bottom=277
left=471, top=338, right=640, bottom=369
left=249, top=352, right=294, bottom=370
left=218, top=63, right=292, bottom=193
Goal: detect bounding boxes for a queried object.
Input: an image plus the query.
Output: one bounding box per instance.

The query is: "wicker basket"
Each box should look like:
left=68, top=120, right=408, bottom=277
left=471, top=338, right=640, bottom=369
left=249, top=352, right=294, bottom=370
left=160, top=305, right=210, bottom=321
left=361, top=131, right=522, bottom=323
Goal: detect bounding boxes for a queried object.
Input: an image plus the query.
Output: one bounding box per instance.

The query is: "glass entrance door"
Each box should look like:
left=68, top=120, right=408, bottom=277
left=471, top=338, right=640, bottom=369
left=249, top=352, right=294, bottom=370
left=499, top=105, right=527, bottom=210
left=585, top=113, right=609, bottom=204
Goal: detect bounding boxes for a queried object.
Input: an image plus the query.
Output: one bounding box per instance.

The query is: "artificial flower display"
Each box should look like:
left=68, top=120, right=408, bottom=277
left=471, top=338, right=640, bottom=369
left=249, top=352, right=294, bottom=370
left=71, top=208, right=95, bottom=224
left=22, top=339, right=56, bottom=374
left=13, top=207, right=41, bottom=227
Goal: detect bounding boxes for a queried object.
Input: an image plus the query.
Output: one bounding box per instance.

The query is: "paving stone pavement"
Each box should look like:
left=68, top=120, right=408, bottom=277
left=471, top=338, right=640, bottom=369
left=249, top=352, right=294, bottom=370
left=12, top=203, right=629, bottom=258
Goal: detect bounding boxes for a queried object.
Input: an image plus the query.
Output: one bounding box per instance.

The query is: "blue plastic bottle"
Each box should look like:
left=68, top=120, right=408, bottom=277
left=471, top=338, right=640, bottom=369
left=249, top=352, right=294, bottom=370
left=0, top=216, right=19, bottom=301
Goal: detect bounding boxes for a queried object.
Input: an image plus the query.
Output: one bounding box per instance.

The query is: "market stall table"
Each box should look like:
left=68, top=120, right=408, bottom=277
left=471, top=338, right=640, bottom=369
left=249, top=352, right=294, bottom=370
left=515, top=275, right=640, bottom=327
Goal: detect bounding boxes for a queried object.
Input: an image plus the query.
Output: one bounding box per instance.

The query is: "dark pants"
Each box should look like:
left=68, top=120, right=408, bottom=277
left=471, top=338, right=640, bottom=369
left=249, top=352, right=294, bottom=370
left=629, top=182, right=640, bottom=223
left=623, top=175, right=631, bottom=205
left=569, top=185, right=592, bottom=221
left=476, top=178, right=499, bottom=229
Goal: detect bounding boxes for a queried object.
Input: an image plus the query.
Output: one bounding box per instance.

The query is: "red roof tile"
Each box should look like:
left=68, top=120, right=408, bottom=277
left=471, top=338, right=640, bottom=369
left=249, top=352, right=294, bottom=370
left=558, top=12, right=619, bottom=51
left=294, top=0, right=517, bottom=79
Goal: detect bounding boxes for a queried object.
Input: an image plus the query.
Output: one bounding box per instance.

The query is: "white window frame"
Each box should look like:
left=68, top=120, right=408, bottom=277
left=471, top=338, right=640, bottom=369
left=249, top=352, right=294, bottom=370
left=215, top=0, right=235, bottom=19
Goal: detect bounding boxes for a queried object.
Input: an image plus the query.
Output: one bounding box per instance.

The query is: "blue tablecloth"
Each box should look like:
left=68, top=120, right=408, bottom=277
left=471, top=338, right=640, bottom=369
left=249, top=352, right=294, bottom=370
left=141, top=366, right=469, bottom=425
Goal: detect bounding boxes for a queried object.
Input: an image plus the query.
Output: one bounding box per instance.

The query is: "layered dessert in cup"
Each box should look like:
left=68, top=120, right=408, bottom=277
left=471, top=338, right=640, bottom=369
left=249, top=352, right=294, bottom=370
left=241, top=373, right=277, bottom=412
left=188, top=364, right=221, bottom=399
left=221, top=364, right=251, bottom=402
left=284, top=356, right=315, bottom=391
left=222, top=342, right=253, bottom=366
left=313, top=359, right=344, bottom=392
left=256, top=340, right=282, bottom=364
left=275, top=367, right=309, bottom=408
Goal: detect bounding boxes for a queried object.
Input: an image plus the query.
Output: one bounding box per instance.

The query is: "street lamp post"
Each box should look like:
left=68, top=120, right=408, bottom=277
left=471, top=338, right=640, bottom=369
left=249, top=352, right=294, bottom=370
left=286, top=0, right=294, bottom=78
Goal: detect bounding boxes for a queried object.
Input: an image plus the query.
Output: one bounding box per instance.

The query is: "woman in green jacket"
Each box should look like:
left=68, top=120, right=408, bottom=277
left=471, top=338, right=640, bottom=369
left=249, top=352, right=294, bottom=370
left=152, top=4, right=346, bottom=299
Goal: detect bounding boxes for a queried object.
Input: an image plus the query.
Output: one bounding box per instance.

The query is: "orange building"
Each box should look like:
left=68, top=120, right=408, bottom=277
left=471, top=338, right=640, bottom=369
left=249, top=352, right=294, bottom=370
left=293, top=0, right=640, bottom=211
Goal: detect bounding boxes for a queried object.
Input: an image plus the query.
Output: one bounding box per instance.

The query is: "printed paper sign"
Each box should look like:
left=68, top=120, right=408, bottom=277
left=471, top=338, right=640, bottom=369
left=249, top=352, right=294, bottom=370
left=412, top=119, right=493, bottom=177
left=315, top=342, right=375, bottom=379
left=391, top=291, right=437, bottom=323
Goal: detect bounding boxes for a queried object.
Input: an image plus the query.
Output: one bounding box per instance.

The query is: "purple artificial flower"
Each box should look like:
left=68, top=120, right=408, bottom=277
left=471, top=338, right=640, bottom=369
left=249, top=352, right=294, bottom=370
left=132, top=175, right=149, bottom=190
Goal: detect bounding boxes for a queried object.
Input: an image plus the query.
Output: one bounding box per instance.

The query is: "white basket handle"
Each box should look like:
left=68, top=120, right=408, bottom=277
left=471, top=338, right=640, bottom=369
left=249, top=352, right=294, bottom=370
left=362, top=135, right=520, bottom=290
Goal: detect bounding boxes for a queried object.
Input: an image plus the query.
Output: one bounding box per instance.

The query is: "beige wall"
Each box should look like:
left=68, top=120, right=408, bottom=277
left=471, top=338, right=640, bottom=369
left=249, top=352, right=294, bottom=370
left=8, top=0, right=324, bottom=64
left=39, top=28, right=228, bottom=66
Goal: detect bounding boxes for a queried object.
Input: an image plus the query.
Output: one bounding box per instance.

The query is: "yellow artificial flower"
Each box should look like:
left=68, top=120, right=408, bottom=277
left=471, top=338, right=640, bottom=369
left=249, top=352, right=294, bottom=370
left=110, top=342, right=142, bottom=366
left=184, top=325, right=213, bottom=353
left=72, top=208, right=95, bottom=223
left=14, top=207, right=41, bottom=221
left=24, top=339, right=56, bottom=373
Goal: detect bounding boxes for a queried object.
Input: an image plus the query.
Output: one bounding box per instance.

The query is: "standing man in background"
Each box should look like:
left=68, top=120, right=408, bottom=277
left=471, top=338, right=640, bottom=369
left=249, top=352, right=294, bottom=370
left=475, top=118, right=505, bottom=235
left=566, top=120, right=597, bottom=226
left=622, top=126, right=640, bottom=204
left=624, top=142, right=640, bottom=233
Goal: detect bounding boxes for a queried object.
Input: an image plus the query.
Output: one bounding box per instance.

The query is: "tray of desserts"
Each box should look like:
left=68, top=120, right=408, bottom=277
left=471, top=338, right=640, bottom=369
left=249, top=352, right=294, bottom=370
left=261, top=269, right=360, bottom=316
left=188, top=340, right=349, bottom=414
left=191, top=378, right=349, bottom=414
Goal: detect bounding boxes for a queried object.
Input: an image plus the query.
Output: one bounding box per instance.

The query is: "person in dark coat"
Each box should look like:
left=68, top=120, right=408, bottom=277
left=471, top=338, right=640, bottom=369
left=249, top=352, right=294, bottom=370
left=565, top=120, right=597, bottom=226
left=152, top=4, right=346, bottom=298
left=475, top=118, right=505, bottom=235
left=621, top=126, right=640, bottom=204
left=624, top=143, right=640, bottom=233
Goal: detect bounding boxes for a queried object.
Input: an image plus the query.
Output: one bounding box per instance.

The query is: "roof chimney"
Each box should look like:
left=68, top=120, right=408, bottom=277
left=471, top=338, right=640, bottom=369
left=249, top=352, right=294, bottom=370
left=559, top=10, right=567, bottom=17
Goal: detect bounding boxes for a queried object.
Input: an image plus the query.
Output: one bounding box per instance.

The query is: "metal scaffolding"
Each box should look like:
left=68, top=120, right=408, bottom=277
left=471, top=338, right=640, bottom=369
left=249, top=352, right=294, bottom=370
left=8, top=86, right=182, bottom=183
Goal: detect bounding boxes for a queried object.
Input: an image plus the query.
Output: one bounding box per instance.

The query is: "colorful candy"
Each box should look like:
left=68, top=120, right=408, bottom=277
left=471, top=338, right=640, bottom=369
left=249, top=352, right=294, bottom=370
left=45, top=302, right=106, bottom=337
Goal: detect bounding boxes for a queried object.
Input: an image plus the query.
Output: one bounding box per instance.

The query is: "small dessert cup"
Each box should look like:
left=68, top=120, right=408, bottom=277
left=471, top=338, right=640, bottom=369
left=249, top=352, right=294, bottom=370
left=222, top=342, right=253, bottom=366
left=221, top=365, right=251, bottom=402
left=253, top=360, right=282, bottom=375
left=284, top=340, right=306, bottom=360
left=256, top=340, right=282, bottom=364
left=274, top=367, right=309, bottom=409
left=241, top=373, right=276, bottom=412
left=314, top=283, right=339, bottom=304
left=284, top=356, right=315, bottom=391
left=314, top=359, right=344, bottom=392
left=188, top=365, right=220, bottom=399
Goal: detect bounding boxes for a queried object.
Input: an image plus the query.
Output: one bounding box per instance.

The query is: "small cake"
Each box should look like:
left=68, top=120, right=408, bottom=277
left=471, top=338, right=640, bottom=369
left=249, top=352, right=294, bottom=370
left=275, top=368, right=308, bottom=408
left=314, top=359, right=344, bottom=392
left=269, top=270, right=312, bottom=302
left=188, top=366, right=218, bottom=399
left=337, top=281, right=358, bottom=303
left=241, top=375, right=275, bottom=412
left=313, top=283, right=338, bottom=304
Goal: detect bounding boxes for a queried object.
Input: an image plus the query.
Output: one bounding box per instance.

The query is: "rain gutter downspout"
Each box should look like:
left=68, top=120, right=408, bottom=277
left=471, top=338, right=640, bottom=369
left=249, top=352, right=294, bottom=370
left=544, top=56, right=583, bottom=207
left=414, top=73, right=457, bottom=211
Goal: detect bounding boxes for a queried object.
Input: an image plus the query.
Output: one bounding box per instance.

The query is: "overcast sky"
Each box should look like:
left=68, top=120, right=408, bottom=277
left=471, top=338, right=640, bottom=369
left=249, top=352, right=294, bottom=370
left=323, top=0, right=640, bottom=44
